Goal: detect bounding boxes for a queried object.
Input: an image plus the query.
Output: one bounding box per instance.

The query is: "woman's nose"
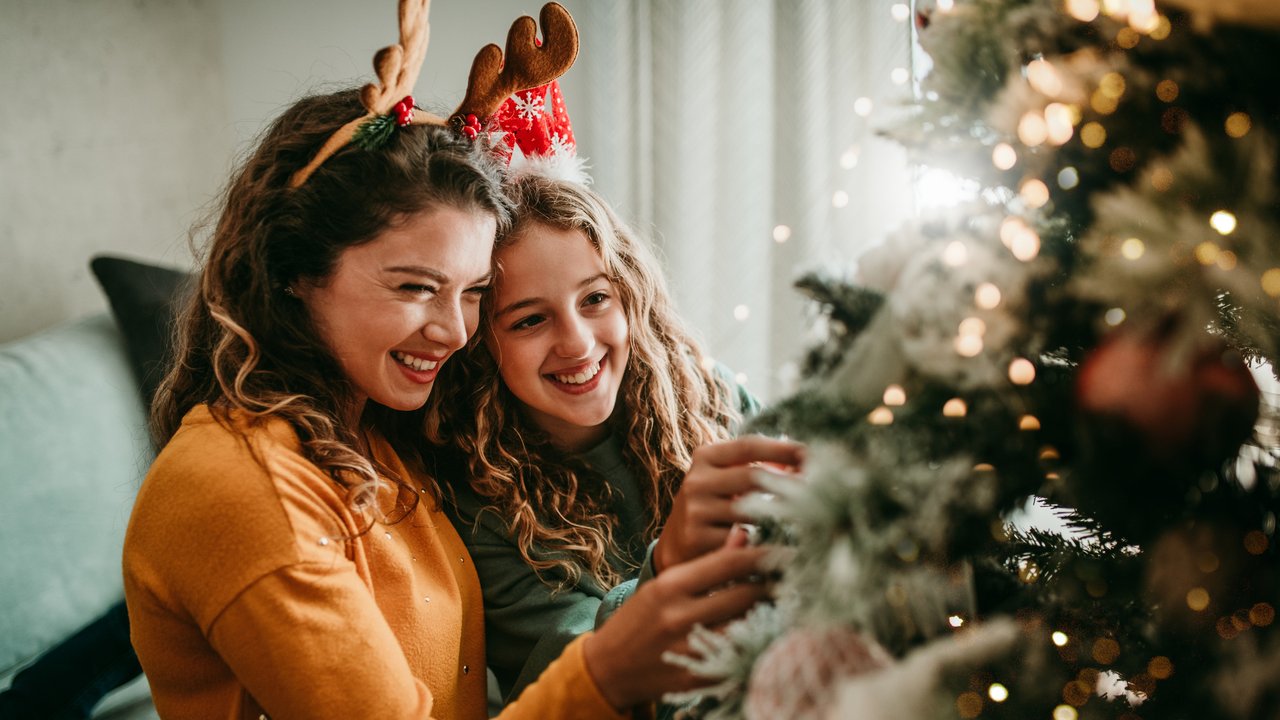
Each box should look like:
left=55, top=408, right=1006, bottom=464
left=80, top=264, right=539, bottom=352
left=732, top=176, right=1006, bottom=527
left=422, top=297, right=471, bottom=351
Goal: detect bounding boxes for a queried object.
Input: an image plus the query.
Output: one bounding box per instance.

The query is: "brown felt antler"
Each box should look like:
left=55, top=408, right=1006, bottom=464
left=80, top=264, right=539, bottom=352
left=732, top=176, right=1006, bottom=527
left=452, top=2, right=579, bottom=123
left=290, top=0, right=446, bottom=188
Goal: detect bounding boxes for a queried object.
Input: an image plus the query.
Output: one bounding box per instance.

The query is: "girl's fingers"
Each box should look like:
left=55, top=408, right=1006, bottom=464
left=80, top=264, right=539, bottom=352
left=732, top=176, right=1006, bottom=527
left=694, top=436, right=805, bottom=470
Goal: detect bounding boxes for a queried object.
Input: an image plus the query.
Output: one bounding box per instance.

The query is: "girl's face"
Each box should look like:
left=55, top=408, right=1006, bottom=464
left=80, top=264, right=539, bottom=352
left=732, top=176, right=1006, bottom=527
left=487, top=221, right=630, bottom=450
left=299, top=206, right=496, bottom=417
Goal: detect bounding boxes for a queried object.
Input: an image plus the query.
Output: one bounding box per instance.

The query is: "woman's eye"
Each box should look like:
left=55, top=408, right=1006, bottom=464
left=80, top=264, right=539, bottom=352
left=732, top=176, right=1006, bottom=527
left=584, top=291, right=609, bottom=306
left=400, top=284, right=436, bottom=295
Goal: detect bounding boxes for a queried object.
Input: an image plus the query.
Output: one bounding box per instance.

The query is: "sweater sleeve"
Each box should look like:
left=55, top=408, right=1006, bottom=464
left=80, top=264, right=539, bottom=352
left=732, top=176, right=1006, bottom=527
left=209, top=565, right=627, bottom=720
left=496, top=634, right=629, bottom=720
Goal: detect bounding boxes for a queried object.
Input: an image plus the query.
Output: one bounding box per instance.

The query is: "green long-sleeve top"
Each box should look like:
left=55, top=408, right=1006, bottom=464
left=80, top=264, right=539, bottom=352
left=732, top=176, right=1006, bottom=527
left=447, top=433, right=653, bottom=703
left=447, top=378, right=761, bottom=704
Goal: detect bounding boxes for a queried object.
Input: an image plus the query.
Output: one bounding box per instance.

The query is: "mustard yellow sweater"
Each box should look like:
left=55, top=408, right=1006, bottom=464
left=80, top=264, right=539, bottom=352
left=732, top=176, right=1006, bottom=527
left=123, top=405, right=625, bottom=720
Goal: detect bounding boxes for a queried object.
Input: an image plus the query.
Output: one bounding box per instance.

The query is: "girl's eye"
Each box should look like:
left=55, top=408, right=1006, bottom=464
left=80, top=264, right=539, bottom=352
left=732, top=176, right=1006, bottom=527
left=584, top=291, right=609, bottom=306
left=511, top=314, right=545, bottom=331
left=465, top=285, right=491, bottom=297
left=399, top=283, right=436, bottom=295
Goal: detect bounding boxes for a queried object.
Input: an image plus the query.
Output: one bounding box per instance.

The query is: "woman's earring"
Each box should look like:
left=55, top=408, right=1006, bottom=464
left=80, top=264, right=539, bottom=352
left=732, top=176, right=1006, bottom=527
left=284, top=286, right=297, bottom=297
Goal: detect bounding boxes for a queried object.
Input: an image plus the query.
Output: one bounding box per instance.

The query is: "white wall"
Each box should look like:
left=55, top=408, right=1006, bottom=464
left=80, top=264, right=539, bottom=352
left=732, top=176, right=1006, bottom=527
left=0, top=0, right=230, bottom=343
left=0, top=0, right=590, bottom=343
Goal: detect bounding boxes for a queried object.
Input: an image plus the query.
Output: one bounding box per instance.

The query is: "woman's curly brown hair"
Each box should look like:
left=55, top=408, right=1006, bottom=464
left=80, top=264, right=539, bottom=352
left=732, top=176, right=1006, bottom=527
left=152, top=88, right=512, bottom=521
left=426, top=174, right=741, bottom=591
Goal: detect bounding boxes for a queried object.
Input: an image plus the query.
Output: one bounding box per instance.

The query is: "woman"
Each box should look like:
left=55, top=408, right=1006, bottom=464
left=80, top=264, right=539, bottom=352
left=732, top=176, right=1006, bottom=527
left=122, top=88, right=770, bottom=720
left=427, top=173, right=802, bottom=704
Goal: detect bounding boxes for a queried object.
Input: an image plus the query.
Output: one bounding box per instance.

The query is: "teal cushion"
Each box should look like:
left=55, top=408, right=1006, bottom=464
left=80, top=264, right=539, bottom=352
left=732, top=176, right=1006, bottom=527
left=0, top=315, right=152, bottom=675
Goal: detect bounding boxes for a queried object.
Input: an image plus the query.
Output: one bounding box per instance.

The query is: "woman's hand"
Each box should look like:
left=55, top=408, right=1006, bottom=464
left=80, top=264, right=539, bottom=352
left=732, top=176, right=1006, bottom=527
left=653, top=436, right=803, bottom=574
left=582, top=543, right=772, bottom=710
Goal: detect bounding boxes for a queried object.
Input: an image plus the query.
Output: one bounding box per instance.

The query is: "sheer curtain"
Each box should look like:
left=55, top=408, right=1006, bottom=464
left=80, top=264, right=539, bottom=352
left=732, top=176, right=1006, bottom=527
left=569, top=0, right=917, bottom=401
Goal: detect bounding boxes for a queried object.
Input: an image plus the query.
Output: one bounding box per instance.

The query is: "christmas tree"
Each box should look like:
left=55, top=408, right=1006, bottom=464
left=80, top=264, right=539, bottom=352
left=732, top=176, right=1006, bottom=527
left=668, top=1, right=1280, bottom=718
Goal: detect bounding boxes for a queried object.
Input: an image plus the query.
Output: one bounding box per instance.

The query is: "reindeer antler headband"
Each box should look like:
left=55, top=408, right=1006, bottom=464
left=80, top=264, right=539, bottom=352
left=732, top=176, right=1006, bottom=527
left=288, top=0, right=579, bottom=189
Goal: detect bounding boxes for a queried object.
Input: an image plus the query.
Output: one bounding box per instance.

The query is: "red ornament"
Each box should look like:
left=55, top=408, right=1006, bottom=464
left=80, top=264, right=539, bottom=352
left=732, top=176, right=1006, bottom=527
left=1076, top=328, right=1259, bottom=463
left=392, top=95, right=415, bottom=127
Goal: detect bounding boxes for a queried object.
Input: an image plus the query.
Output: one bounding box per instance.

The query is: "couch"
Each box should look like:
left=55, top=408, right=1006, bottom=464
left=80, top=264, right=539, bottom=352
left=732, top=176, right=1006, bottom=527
left=0, top=256, right=187, bottom=719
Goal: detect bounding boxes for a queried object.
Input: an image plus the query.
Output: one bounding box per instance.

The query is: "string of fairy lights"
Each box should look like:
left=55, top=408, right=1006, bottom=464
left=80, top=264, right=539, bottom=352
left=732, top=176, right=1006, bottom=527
left=753, top=0, right=1279, bottom=716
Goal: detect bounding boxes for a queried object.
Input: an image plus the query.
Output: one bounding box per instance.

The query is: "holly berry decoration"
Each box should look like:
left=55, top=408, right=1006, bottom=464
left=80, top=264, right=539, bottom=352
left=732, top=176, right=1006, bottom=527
left=460, top=113, right=482, bottom=140
left=744, top=625, right=892, bottom=720
left=393, top=95, right=415, bottom=127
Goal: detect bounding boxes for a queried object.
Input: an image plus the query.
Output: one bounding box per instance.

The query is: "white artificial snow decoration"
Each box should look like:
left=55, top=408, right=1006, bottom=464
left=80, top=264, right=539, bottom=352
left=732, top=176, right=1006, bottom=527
left=1096, top=669, right=1148, bottom=707
left=506, top=148, right=593, bottom=186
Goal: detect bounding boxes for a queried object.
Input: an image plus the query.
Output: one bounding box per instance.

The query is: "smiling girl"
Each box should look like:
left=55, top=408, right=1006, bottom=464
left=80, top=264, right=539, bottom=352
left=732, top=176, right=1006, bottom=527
left=427, top=173, right=802, bottom=705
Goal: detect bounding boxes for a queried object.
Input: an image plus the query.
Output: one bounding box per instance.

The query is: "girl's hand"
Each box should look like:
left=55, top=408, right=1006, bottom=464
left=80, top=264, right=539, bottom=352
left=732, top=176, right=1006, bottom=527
left=582, top=543, right=772, bottom=709
left=653, top=436, right=803, bottom=574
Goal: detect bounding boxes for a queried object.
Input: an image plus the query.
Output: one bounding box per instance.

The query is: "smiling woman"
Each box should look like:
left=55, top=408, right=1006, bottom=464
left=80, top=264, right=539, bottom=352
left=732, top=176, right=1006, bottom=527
left=297, top=207, right=497, bottom=418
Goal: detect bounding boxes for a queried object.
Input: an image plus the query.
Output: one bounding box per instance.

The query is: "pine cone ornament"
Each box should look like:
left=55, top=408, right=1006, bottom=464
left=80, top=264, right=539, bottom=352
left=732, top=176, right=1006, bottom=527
left=744, top=625, right=892, bottom=720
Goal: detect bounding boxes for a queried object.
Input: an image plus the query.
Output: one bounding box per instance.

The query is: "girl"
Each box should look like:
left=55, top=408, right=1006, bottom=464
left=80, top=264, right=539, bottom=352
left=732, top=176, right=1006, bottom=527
left=121, top=87, right=772, bottom=719
left=428, top=173, right=802, bottom=703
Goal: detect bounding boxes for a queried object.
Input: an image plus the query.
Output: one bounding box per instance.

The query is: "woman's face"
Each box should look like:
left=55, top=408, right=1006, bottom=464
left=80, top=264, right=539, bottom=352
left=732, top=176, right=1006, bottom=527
left=487, top=221, right=630, bottom=450
left=299, top=205, right=496, bottom=415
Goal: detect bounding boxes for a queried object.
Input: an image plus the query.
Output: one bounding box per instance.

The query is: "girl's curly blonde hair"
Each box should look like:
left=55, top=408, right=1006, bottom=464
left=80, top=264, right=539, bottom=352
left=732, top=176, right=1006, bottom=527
left=426, top=174, right=742, bottom=591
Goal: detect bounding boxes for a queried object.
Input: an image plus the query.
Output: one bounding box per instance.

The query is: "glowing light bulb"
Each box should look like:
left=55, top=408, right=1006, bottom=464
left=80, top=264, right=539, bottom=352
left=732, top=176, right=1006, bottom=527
left=883, top=384, right=907, bottom=406
left=891, top=67, right=910, bottom=85
left=992, top=143, right=1018, bottom=170
left=959, top=317, right=987, bottom=337
left=955, top=334, right=984, bottom=357
left=1045, top=103, right=1075, bottom=145
left=832, top=190, right=850, bottom=208
left=868, top=406, right=894, bottom=425
left=948, top=615, right=965, bottom=627
left=988, top=684, right=1009, bottom=702
left=1066, top=0, right=1100, bottom=21
left=773, top=224, right=792, bottom=243
left=1057, top=166, right=1080, bottom=189
left=1120, top=237, right=1145, bottom=259
left=1026, top=59, right=1063, bottom=97
left=854, top=97, right=874, bottom=117
left=1052, top=631, right=1069, bottom=646
left=943, top=241, right=968, bottom=267
left=890, top=3, right=910, bottom=21
left=1009, top=358, right=1036, bottom=385
left=943, top=398, right=968, bottom=417
left=975, top=283, right=1002, bottom=309
left=1210, top=210, right=1238, bottom=235
left=1018, top=112, right=1048, bottom=146
left=733, top=304, right=750, bottom=321
left=1105, top=307, right=1126, bottom=326
left=1020, top=179, right=1050, bottom=210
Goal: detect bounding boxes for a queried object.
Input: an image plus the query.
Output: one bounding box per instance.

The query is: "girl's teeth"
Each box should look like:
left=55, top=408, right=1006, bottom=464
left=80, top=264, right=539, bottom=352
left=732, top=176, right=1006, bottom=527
left=394, top=351, right=438, bottom=371
left=554, top=361, right=600, bottom=385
